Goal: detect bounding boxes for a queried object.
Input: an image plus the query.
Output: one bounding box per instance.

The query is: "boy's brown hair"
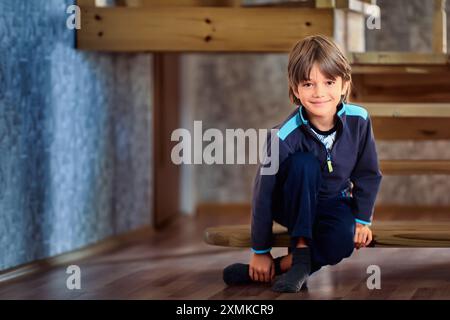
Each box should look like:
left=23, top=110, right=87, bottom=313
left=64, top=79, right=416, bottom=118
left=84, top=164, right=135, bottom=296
left=287, top=35, right=352, bottom=106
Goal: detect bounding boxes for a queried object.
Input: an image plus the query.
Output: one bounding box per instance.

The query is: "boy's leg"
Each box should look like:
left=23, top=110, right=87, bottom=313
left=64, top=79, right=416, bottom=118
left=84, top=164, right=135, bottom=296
left=224, top=151, right=321, bottom=289
left=309, top=196, right=356, bottom=274
left=272, top=151, right=322, bottom=242
left=279, top=197, right=356, bottom=275
left=271, top=151, right=322, bottom=292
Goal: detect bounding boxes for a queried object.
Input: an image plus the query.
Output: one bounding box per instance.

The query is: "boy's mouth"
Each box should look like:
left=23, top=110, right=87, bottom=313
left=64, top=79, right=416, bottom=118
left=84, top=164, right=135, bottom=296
left=310, top=100, right=332, bottom=105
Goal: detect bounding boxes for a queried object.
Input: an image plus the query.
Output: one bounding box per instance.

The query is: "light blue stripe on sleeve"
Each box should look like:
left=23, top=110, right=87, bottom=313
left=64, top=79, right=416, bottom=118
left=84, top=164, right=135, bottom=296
left=251, top=248, right=272, bottom=254
left=355, top=218, right=372, bottom=226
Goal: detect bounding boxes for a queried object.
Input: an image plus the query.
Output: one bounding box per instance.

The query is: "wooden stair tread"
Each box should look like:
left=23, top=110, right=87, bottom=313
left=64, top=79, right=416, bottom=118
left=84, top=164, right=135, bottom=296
left=204, top=221, right=450, bottom=248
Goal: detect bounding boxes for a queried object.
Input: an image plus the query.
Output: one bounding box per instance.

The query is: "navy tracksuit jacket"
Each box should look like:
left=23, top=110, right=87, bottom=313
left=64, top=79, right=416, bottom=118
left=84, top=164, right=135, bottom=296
left=251, top=102, right=383, bottom=256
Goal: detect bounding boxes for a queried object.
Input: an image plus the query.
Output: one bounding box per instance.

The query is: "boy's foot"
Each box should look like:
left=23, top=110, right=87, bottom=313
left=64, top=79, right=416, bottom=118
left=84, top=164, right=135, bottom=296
left=271, top=247, right=311, bottom=293
left=223, top=256, right=307, bottom=290
left=223, top=256, right=282, bottom=286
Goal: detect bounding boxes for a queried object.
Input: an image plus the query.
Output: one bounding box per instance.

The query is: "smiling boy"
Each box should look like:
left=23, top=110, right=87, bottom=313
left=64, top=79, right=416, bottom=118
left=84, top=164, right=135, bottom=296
left=223, top=35, right=383, bottom=293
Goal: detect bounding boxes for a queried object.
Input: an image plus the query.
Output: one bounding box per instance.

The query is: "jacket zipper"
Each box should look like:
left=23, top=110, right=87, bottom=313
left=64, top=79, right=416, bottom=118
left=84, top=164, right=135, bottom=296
left=304, top=125, right=341, bottom=173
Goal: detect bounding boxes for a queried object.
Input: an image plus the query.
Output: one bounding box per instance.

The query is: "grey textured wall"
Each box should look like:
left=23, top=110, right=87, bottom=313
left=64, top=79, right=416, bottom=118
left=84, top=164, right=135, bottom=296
left=182, top=0, right=450, bottom=207
left=0, top=0, right=152, bottom=271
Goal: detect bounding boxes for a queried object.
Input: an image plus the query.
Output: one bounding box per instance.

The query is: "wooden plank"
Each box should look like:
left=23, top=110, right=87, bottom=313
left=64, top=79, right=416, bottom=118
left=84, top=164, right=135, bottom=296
left=380, top=160, right=450, bottom=175
left=372, top=117, right=450, bottom=140
left=364, top=103, right=450, bottom=117
left=115, top=0, right=241, bottom=6
left=351, top=73, right=450, bottom=102
left=433, top=0, right=447, bottom=54
left=77, top=7, right=334, bottom=52
left=76, top=0, right=96, bottom=5
left=371, top=221, right=450, bottom=248
left=204, top=223, right=291, bottom=247
left=315, top=0, right=336, bottom=8
left=236, top=0, right=316, bottom=8
left=204, top=221, right=450, bottom=248
left=364, top=103, right=450, bottom=140
left=351, top=65, right=450, bottom=74
left=153, top=54, right=181, bottom=228
left=348, top=52, right=450, bottom=65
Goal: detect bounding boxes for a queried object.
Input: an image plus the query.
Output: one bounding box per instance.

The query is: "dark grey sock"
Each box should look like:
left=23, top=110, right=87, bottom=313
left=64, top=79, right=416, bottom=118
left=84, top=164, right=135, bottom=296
left=271, top=247, right=311, bottom=293
left=223, top=256, right=307, bottom=290
left=223, top=256, right=284, bottom=285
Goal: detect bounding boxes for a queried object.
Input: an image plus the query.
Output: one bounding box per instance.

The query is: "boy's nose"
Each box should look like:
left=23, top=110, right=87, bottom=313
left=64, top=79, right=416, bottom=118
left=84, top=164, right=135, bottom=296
left=313, top=85, right=325, bottom=97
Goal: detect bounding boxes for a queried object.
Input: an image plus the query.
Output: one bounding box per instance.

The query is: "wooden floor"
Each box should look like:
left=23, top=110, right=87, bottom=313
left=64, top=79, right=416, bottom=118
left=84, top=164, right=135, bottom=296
left=2, top=212, right=450, bottom=300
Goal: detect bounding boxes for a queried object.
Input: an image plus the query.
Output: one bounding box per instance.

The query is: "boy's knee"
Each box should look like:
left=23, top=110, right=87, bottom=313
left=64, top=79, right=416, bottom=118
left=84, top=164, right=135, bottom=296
left=333, top=234, right=354, bottom=263
left=320, top=228, right=355, bottom=265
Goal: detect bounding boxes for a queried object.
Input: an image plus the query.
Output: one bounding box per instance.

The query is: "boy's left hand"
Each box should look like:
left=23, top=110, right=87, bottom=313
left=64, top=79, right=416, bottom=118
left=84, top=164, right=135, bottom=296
left=354, top=223, right=372, bottom=249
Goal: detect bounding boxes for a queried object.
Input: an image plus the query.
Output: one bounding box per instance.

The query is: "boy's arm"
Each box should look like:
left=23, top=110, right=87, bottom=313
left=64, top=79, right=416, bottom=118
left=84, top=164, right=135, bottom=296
left=251, top=130, right=291, bottom=253
left=350, top=115, right=383, bottom=225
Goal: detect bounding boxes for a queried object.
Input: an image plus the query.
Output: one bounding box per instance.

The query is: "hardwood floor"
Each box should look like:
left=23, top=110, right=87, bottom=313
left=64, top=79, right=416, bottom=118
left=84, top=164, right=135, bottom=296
left=1, top=212, right=450, bottom=300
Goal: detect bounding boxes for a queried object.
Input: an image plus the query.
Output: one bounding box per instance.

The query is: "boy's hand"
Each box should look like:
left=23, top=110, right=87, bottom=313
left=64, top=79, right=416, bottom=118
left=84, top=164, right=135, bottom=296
left=354, top=223, right=372, bottom=249
left=249, top=253, right=275, bottom=283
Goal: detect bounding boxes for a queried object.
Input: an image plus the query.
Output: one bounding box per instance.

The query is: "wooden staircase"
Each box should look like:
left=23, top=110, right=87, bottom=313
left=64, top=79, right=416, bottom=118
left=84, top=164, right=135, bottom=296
left=75, top=0, right=450, bottom=247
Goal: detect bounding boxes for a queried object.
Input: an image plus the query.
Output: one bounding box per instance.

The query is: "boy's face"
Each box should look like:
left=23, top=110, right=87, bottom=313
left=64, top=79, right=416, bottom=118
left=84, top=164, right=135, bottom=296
left=293, top=63, right=349, bottom=120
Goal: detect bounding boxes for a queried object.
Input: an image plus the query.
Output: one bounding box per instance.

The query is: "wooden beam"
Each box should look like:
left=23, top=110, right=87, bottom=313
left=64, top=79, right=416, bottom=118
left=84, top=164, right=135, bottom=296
left=365, top=103, right=450, bottom=140
left=315, top=0, right=335, bottom=8
left=348, top=52, right=450, bottom=65
left=204, top=221, right=450, bottom=248
left=77, top=0, right=116, bottom=7
left=433, top=0, right=447, bottom=54
left=242, top=0, right=316, bottom=7
left=380, top=160, right=450, bottom=175
left=351, top=65, right=450, bottom=74
left=115, top=0, right=241, bottom=7
left=365, top=103, right=450, bottom=117
left=76, top=0, right=96, bottom=5
left=351, top=73, right=450, bottom=102
left=373, top=118, right=450, bottom=140
left=153, top=54, right=181, bottom=228
left=77, top=7, right=333, bottom=52
left=371, top=221, right=450, bottom=248
left=366, top=103, right=450, bottom=140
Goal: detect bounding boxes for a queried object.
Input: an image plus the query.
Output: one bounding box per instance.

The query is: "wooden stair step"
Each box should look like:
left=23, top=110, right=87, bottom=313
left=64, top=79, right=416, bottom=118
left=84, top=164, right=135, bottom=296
left=380, top=160, right=450, bottom=175
left=204, top=221, right=450, bottom=248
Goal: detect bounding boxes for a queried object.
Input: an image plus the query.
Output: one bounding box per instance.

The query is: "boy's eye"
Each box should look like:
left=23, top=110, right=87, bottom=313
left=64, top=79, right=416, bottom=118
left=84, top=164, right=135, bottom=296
left=302, top=83, right=312, bottom=88
left=327, top=81, right=335, bottom=86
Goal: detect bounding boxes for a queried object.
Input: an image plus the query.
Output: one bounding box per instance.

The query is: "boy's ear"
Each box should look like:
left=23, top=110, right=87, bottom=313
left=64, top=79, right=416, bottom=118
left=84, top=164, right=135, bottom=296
left=342, top=81, right=349, bottom=95
left=292, top=85, right=300, bottom=99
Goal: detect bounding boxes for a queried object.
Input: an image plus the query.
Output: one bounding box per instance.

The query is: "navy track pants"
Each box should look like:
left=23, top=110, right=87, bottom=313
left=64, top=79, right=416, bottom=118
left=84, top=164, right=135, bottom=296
left=272, top=151, right=356, bottom=275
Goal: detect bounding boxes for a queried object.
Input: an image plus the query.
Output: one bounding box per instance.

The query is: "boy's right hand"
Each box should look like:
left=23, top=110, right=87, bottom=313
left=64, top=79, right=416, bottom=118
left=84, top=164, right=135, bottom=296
left=249, top=253, right=275, bottom=283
